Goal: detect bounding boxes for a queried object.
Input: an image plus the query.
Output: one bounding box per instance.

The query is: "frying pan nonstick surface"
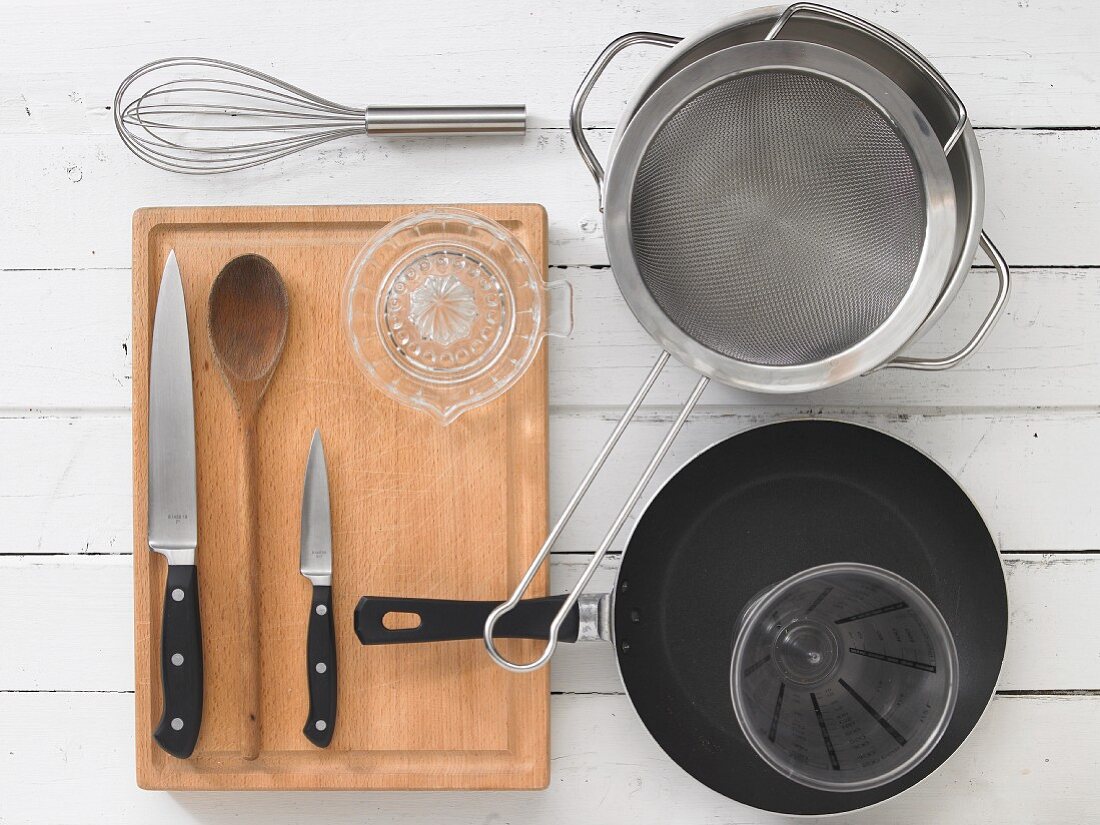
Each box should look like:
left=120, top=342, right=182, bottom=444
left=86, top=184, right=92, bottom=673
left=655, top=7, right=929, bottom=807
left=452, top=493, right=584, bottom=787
left=357, top=420, right=1007, bottom=815
left=611, top=420, right=1006, bottom=814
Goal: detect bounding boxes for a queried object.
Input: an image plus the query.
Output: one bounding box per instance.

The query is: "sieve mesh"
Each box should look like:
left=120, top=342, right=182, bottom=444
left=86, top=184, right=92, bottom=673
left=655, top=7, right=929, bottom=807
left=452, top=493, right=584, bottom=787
left=630, top=69, right=926, bottom=367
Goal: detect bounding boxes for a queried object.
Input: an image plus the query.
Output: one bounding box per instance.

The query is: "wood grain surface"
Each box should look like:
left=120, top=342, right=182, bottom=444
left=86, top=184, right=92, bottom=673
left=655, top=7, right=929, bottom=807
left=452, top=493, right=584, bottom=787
left=131, top=205, right=550, bottom=789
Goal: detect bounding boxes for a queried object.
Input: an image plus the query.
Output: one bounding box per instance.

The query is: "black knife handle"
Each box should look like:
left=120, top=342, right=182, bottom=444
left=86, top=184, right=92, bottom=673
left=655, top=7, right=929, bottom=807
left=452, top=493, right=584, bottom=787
left=303, top=585, right=336, bottom=747
left=354, top=595, right=579, bottom=645
left=153, top=564, right=203, bottom=758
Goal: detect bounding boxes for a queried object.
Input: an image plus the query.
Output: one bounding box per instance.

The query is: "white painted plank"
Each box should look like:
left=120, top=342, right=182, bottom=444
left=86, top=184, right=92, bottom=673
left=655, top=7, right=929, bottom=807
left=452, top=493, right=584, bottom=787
left=1, top=410, right=1095, bottom=556
left=550, top=266, right=1100, bottom=409
left=2, top=267, right=1097, bottom=410
left=0, top=0, right=1095, bottom=134
left=0, top=691, right=1095, bottom=824
left=0, top=416, right=132, bottom=555
left=549, top=555, right=1100, bottom=695
left=0, top=271, right=131, bottom=410
left=1, top=130, right=1097, bottom=270
left=550, top=410, right=1100, bottom=556
left=0, top=556, right=134, bottom=692
left=0, top=554, right=1094, bottom=694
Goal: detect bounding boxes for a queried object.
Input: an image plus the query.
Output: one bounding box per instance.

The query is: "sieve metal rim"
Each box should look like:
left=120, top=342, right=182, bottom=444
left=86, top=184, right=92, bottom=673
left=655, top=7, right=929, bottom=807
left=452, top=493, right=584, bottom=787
left=603, top=39, right=957, bottom=393
left=600, top=4, right=986, bottom=348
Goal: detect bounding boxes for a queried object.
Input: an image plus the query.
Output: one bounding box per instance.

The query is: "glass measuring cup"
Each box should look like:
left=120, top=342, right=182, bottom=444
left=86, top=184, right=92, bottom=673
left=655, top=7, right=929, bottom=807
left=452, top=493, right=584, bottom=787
left=730, top=563, right=958, bottom=792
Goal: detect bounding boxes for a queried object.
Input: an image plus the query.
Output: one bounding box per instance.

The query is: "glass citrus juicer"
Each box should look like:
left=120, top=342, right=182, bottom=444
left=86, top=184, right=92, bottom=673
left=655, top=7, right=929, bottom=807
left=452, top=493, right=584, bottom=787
left=344, top=208, right=572, bottom=423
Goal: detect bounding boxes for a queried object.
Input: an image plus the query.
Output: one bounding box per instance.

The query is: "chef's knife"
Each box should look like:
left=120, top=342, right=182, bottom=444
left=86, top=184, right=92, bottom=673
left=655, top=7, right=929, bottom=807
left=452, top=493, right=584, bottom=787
left=300, top=429, right=336, bottom=747
left=147, top=249, right=203, bottom=759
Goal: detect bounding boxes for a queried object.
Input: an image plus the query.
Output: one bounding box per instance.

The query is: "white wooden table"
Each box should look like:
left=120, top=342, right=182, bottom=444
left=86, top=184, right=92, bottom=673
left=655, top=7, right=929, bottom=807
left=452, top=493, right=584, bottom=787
left=1, top=0, right=1097, bottom=821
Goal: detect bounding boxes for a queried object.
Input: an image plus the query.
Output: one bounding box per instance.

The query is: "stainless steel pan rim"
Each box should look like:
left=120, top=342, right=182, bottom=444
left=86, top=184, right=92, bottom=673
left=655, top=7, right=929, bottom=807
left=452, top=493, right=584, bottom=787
left=603, top=39, right=957, bottom=393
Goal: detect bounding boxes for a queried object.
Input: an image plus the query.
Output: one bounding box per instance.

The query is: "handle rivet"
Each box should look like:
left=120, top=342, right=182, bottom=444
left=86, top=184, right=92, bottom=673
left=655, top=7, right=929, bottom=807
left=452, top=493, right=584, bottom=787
left=171, top=653, right=184, bottom=666
left=315, top=662, right=327, bottom=674
left=315, top=604, right=328, bottom=616
left=315, top=720, right=327, bottom=731
left=171, top=717, right=184, bottom=731
left=171, top=588, right=185, bottom=602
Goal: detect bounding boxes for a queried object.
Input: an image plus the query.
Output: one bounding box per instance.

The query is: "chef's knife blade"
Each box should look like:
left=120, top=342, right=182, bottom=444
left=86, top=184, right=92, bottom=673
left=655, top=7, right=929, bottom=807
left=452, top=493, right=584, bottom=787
left=300, top=429, right=336, bottom=747
left=147, top=249, right=203, bottom=759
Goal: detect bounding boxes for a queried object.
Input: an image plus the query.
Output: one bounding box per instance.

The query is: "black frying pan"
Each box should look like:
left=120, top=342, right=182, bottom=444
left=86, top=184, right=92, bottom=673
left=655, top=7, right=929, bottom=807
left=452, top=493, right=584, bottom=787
left=356, top=420, right=1007, bottom=815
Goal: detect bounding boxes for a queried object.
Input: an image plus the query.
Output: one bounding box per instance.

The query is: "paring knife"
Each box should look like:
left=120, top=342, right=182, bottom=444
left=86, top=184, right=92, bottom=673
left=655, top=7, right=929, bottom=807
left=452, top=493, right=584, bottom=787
left=300, top=429, right=337, bottom=747
left=147, top=249, right=203, bottom=758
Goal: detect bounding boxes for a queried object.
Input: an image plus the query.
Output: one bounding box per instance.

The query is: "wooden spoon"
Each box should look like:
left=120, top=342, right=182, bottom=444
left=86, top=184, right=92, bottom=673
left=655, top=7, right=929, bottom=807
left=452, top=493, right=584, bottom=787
left=207, top=254, right=289, bottom=761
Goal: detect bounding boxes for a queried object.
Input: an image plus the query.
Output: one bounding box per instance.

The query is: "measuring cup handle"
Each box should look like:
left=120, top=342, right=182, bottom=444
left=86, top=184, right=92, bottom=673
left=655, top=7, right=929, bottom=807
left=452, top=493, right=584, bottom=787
left=883, top=232, right=1010, bottom=372
left=766, top=3, right=967, bottom=153
left=571, top=32, right=682, bottom=210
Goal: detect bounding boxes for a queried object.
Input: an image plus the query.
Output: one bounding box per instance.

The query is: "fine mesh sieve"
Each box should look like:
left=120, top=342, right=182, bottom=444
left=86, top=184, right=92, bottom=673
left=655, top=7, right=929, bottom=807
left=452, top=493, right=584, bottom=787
left=630, top=69, right=926, bottom=367
left=604, top=39, right=957, bottom=392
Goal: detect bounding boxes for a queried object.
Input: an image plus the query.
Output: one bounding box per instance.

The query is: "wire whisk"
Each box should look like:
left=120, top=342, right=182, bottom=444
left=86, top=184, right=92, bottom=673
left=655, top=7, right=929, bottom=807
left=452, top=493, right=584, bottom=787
left=114, top=57, right=526, bottom=175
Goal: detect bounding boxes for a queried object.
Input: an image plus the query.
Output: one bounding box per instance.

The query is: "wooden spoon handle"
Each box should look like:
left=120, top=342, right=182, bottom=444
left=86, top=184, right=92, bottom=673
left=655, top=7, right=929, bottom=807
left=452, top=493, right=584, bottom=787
left=239, top=417, right=262, bottom=760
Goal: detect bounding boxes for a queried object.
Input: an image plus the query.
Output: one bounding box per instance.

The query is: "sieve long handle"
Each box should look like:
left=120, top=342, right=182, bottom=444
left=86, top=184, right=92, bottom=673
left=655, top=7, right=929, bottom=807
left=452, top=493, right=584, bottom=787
left=883, top=232, right=1011, bottom=371
left=571, top=32, right=682, bottom=210
left=767, top=3, right=968, bottom=153
left=483, top=353, right=709, bottom=673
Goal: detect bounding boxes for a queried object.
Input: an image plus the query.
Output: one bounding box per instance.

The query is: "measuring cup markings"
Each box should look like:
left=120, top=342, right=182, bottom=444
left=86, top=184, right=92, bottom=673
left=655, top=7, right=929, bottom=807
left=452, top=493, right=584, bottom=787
left=834, top=601, right=909, bottom=623
left=767, top=684, right=785, bottom=742
left=805, top=586, right=834, bottom=614
left=745, top=654, right=774, bottom=679
left=839, top=678, right=908, bottom=746
left=809, top=693, right=842, bottom=770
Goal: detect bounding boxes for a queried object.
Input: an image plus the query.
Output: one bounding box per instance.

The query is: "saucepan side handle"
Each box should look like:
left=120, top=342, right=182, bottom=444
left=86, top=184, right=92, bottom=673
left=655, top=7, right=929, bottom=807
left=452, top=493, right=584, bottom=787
left=571, top=32, right=682, bottom=209
left=767, top=2, right=967, bottom=153
left=883, top=233, right=1010, bottom=371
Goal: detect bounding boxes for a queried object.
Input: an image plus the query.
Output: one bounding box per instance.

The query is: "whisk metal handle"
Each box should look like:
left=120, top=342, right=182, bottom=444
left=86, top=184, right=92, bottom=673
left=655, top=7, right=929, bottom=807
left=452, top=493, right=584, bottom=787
left=365, top=105, right=526, bottom=135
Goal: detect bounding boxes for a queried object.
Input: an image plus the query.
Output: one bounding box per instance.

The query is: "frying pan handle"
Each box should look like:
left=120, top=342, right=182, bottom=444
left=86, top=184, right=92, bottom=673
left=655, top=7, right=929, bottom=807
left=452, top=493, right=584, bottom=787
left=883, top=232, right=1011, bottom=371
left=767, top=3, right=968, bottom=153
left=571, top=32, right=682, bottom=210
left=483, top=353, right=710, bottom=673
left=355, top=595, right=580, bottom=644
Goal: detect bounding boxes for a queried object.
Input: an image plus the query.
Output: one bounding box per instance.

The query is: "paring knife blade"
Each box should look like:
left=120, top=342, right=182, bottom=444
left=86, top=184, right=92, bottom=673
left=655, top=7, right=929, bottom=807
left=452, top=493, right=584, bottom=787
left=300, top=429, right=336, bottom=747
left=147, top=249, right=203, bottom=758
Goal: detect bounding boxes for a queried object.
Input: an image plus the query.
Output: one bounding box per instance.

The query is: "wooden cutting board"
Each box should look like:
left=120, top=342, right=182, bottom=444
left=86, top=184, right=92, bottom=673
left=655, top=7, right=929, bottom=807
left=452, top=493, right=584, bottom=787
left=132, top=205, right=549, bottom=790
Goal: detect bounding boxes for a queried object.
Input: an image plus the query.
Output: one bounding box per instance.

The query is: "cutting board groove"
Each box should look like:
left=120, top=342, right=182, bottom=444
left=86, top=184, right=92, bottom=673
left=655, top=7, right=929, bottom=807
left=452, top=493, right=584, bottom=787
left=132, top=204, right=549, bottom=790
